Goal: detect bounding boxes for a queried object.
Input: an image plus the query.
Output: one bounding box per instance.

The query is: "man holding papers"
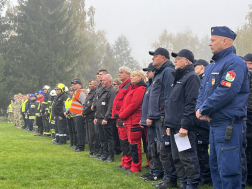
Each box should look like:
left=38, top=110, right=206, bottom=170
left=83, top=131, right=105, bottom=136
left=165, top=49, right=201, bottom=189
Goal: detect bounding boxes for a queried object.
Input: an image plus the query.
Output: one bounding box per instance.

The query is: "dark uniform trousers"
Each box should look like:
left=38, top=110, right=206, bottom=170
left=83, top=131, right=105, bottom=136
left=147, top=124, right=163, bottom=177
left=28, top=117, right=34, bottom=131
left=113, top=124, right=122, bottom=154
left=170, top=129, right=200, bottom=189
left=73, top=116, right=86, bottom=151
left=86, top=117, right=97, bottom=154
left=67, top=117, right=77, bottom=146
left=246, top=114, right=252, bottom=186
left=242, top=119, right=247, bottom=189
left=42, top=115, right=50, bottom=134
left=22, top=114, right=27, bottom=129
left=157, top=119, right=177, bottom=180
left=97, top=118, right=115, bottom=159
left=36, top=116, right=43, bottom=134
left=209, top=121, right=243, bottom=189
left=196, top=127, right=212, bottom=184
left=55, top=116, right=67, bottom=144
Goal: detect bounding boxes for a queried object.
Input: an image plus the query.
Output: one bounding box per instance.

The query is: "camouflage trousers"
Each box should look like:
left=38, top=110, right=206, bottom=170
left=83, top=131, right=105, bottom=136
left=8, top=113, right=14, bottom=123
left=14, top=112, right=22, bottom=126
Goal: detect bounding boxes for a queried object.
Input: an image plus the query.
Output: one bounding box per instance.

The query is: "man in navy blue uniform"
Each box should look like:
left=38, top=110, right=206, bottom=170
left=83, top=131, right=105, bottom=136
left=196, top=26, right=249, bottom=189
left=165, top=49, right=201, bottom=189
left=141, top=48, right=177, bottom=188
left=194, top=59, right=212, bottom=186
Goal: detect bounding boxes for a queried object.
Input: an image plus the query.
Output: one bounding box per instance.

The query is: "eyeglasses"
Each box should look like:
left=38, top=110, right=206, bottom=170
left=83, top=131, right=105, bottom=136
left=175, top=57, right=187, bottom=61
left=69, top=90, right=73, bottom=91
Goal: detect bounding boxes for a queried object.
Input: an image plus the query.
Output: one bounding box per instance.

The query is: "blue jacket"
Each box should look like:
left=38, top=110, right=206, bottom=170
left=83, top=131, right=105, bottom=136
left=147, top=60, right=175, bottom=120
left=140, top=79, right=152, bottom=126
left=165, top=64, right=200, bottom=130
left=196, top=73, right=210, bottom=130
left=196, top=46, right=249, bottom=122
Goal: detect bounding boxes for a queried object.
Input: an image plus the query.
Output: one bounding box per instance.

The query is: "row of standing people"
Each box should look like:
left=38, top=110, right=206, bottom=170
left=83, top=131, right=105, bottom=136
left=9, top=25, right=252, bottom=189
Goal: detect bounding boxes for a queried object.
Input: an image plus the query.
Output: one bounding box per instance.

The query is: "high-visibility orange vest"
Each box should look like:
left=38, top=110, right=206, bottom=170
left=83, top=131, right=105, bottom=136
left=69, top=89, right=87, bottom=114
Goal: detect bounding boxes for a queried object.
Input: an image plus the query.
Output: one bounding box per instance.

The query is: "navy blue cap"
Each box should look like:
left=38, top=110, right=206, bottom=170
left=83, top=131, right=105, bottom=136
left=211, top=26, right=237, bottom=40
left=149, top=47, right=170, bottom=59
left=143, top=63, right=155, bottom=71
left=171, top=49, right=194, bottom=63
left=194, top=59, right=209, bottom=67
left=71, top=79, right=82, bottom=85
left=241, top=53, right=252, bottom=62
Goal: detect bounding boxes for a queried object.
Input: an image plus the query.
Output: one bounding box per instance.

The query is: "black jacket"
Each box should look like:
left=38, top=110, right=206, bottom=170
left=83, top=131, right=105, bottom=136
left=41, top=92, right=51, bottom=114
left=53, top=92, right=68, bottom=118
left=165, top=64, right=200, bottom=130
left=247, top=69, right=252, bottom=113
left=83, top=89, right=96, bottom=119
left=94, top=85, right=116, bottom=121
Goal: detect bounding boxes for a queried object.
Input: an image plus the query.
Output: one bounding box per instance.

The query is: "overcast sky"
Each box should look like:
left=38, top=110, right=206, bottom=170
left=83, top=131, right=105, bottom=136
left=10, top=0, right=252, bottom=64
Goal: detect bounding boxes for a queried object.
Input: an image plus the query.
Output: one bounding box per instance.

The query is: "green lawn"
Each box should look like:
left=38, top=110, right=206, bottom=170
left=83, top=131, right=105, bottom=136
left=0, top=121, right=246, bottom=189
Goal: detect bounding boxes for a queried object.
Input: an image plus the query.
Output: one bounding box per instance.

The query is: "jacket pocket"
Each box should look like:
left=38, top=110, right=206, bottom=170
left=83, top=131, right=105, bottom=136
left=220, top=146, right=240, bottom=176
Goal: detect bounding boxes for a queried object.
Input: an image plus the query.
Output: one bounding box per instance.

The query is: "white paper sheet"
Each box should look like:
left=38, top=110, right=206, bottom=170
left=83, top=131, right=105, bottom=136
left=174, top=133, right=191, bottom=152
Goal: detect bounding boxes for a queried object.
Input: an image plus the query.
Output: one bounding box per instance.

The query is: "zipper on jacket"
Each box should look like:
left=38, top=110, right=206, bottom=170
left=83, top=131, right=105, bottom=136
left=221, top=147, right=238, bottom=152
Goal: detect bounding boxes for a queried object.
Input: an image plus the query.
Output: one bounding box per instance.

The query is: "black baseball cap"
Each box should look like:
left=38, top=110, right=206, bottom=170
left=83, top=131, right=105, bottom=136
left=143, top=63, right=155, bottom=71
left=171, top=49, right=194, bottom=63
left=71, top=79, right=82, bottom=85
left=241, top=53, right=252, bottom=62
left=149, top=47, right=170, bottom=59
left=194, top=59, right=209, bottom=67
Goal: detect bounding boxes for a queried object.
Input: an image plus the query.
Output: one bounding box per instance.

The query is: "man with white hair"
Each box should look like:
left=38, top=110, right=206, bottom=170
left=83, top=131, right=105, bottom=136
left=93, top=74, right=117, bottom=163
left=112, top=66, right=133, bottom=170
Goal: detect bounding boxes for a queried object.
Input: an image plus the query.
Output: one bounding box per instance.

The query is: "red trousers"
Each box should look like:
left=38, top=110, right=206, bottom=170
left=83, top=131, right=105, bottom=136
left=126, top=124, right=142, bottom=172
left=117, top=119, right=132, bottom=169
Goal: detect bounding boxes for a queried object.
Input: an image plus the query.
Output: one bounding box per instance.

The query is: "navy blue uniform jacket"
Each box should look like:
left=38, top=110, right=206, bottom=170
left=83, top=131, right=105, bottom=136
left=147, top=60, right=174, bottom=120
left=196, top=46, right=249, bottom=122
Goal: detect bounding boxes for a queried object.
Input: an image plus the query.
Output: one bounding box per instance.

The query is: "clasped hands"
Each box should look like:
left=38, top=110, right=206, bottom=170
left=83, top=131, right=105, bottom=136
left=196, top=109, right=211, bottom=122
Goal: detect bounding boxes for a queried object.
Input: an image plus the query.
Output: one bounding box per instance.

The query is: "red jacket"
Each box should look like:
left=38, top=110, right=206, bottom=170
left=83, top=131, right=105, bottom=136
left=37, top=96, right=44, bottom=105
left=119, top=80, right=147, bottom=125
left=111, top=78, right=131, bottom=119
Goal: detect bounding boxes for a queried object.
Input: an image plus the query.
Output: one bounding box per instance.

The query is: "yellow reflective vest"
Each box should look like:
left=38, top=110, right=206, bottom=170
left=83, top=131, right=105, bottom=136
left=8, top=104, right=13, bottom=113
left=22, top=99, right=28, bottom=113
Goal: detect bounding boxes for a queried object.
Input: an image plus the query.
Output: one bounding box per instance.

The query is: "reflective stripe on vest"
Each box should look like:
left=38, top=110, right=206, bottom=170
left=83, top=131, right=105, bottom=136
left=69, top=89, right=86, bottom=114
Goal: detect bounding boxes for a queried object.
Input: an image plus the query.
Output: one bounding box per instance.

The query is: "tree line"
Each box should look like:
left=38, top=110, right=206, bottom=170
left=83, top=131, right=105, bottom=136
left=0, top=0, right=140, bottom=108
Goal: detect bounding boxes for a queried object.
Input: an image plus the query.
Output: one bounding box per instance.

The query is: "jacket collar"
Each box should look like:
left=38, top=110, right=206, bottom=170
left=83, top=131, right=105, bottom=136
left=120, top=78, right=131, bottom=88
left=212, top=46, right=233, bottom=62
left=132, top=80, right=147, bottom=89
left=173, top=64, right=195, bottom=84
left=154, top=60, right=175, bottom=76
left=104, top=85, right=113, bottom=91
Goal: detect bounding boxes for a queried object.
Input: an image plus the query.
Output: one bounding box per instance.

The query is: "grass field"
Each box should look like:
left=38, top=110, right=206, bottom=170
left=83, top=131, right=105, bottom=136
left=0, top=121, right=248, bottom=189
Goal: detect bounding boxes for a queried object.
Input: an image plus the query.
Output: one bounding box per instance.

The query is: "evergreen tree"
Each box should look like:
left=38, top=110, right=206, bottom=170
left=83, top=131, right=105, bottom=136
left=112, top=35, right=140, bottom=71
left=2, top=0, right=81, bottom=95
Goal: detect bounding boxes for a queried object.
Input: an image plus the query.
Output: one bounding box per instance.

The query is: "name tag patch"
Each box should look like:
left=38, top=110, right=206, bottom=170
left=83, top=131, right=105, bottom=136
left=102, top=102, right=106, bottom=105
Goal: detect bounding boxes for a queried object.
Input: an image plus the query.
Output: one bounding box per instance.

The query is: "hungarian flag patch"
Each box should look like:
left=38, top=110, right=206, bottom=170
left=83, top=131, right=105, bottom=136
left=225, top=71, right=236, bottom=82
left=221, top=80, right=231, bottom=87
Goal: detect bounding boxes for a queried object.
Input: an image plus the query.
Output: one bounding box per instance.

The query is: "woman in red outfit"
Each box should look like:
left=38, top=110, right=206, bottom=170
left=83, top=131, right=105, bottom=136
left=119, top=71, right=147, bottom=174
